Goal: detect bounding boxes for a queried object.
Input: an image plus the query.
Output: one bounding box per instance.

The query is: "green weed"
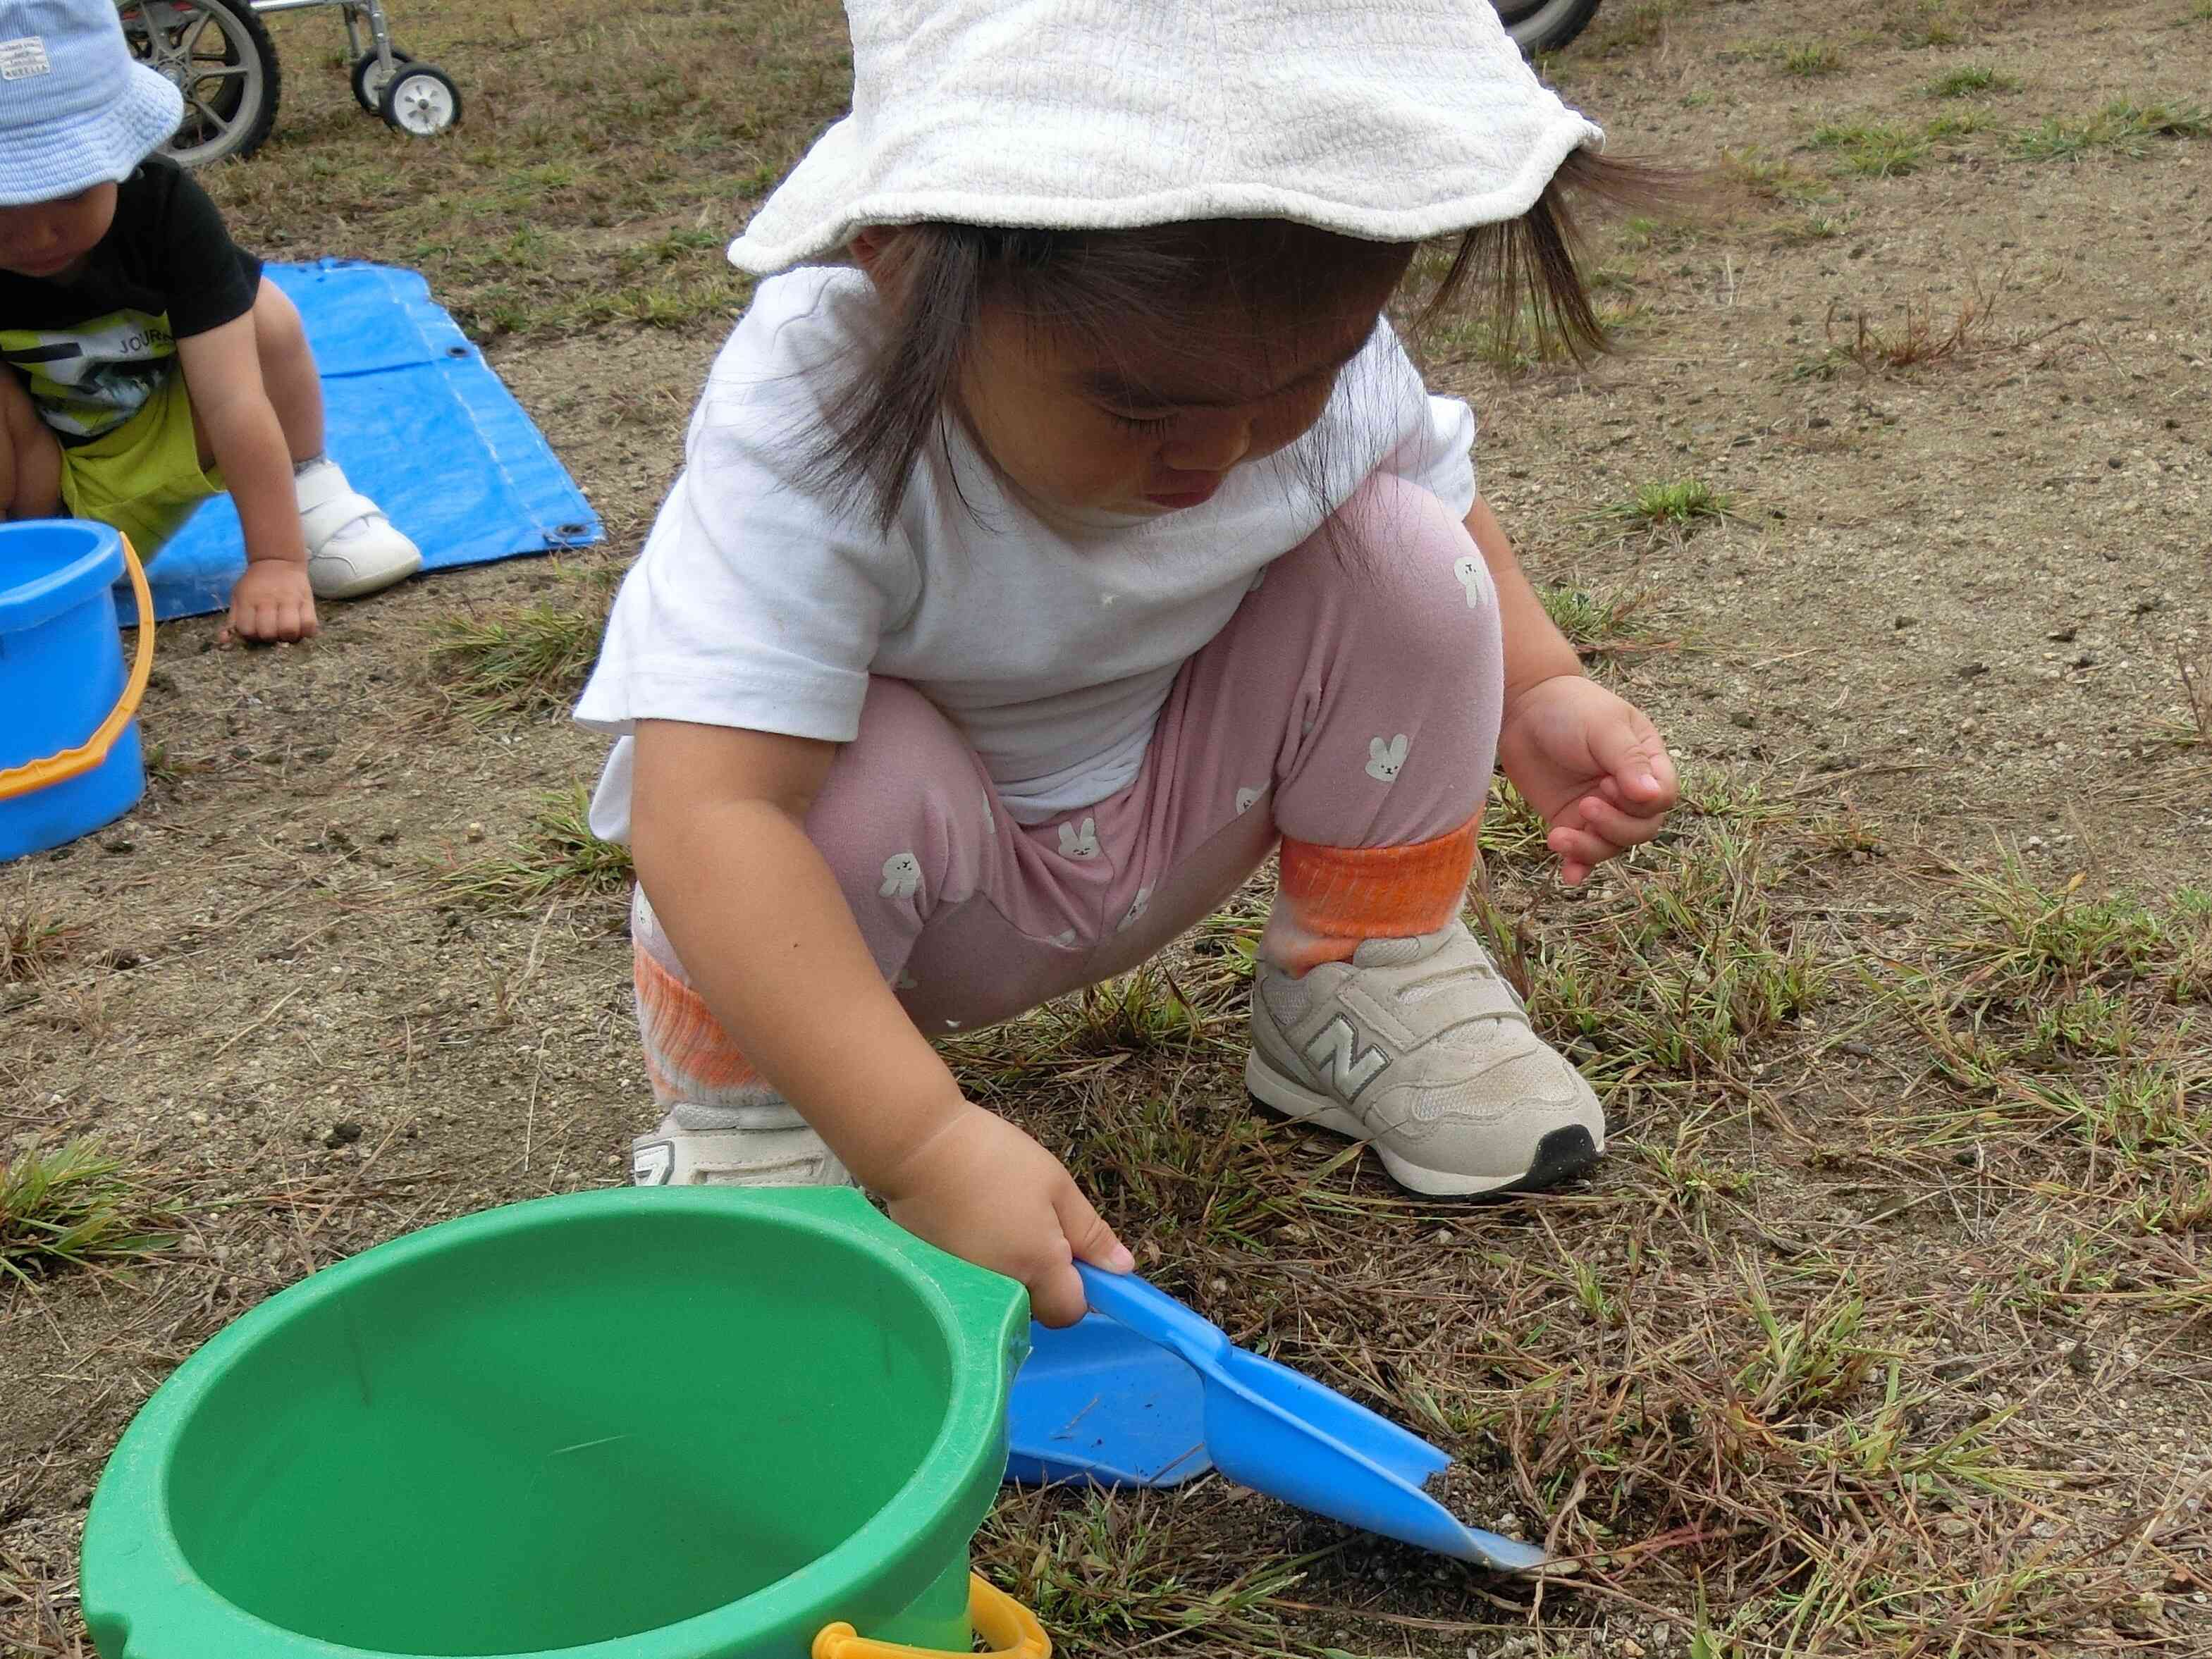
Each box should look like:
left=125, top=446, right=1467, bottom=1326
left=437, top=787, right=634, bottom=911
left=1540, top=583, right=1657, bottom=657
left=1812, top=121, right=1933, bottom=178
left=2013, top=100, right=2212, bottom=160
left=0, top=1141, right=178, bottom=1284
left=1783, top=42, right=1846, bottom=78
left=1599, top=476, right=1737, bottom=531
left=1936, top=859, right=2168, bottom=1009
left=1927, top=65, right=2019, bottom=97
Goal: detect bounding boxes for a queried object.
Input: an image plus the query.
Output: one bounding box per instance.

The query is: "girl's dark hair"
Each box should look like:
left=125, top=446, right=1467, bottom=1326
left=812, top=149, right=1673, bottom=531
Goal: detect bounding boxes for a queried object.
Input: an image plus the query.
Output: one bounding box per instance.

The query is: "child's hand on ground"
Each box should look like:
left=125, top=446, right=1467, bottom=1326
left=223, top=559, right=319, bottom=644
left=876, top=1101, right=1134, bottom=1328
left=1496, top=673, right=1678, bottom=885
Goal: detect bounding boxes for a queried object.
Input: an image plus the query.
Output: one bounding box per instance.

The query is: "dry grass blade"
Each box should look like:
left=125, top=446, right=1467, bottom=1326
left=1, top=908, right=77, bottom=983
left=1824, top=285, right=1996, bottom=372
left=429, top=560, right=624, bottom=720
left=435, top=787, right=634, bottom=913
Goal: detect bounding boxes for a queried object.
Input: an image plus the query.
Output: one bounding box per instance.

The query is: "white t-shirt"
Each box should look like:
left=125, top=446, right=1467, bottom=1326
left=575, top=266, right=1477, bottom=839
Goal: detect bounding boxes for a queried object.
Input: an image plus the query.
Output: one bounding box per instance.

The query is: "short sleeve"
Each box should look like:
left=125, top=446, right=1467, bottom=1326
left=149, top=166, right=262, bottom=340
left=1378, top=390, right=1478, bottom=519
left=574, top=272, right=916, bottom=746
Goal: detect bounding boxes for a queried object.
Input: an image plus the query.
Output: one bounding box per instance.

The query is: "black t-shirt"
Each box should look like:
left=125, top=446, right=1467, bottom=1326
left=0, top=156, right=263, bottom=446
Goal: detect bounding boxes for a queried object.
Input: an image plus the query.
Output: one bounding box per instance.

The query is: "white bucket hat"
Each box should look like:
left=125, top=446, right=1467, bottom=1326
left=730, top=0, right=1604, bottom=275
left=0, top=0, right=184, bottom=209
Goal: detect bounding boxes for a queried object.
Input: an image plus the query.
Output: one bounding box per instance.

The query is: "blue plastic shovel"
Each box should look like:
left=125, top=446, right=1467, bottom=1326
left=1006, top=1264, right=1549, bottom=1573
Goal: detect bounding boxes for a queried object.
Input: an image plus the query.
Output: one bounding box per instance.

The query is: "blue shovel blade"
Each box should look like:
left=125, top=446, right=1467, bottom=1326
left=1007, top=1266, right=1549, bottom=1573
left=1007, top=1313, right=1213, bottom=1487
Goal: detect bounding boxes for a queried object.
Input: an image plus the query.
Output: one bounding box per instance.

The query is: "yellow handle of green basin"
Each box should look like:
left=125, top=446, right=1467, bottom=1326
left=0, top=534, right=153, bottom=800
left=813, top=1574, right=1050, bottom=1659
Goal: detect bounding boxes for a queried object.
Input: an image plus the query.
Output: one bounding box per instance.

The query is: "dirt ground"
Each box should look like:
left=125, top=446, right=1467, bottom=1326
left=4, top=1, right=2208, bottom=1655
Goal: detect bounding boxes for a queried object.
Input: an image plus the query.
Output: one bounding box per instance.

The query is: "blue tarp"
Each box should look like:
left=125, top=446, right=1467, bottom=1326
left=131, top=259, right=601, bottom=621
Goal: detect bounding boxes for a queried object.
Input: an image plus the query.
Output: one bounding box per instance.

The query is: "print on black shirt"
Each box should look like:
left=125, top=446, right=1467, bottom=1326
left=0, top=156, right=261, bottom=448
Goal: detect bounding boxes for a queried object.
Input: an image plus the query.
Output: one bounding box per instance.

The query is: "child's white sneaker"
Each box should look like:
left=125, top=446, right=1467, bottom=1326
left=294, top=457, right=423, bottom=599
left=1246, top=920, right=1604, bottom=1196
left=629, top=1100, right=853, bottom=1188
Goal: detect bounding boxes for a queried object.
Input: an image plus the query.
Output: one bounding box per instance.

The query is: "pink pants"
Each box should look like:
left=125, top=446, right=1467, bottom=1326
left=634, top=474, right=1506, bottom=1102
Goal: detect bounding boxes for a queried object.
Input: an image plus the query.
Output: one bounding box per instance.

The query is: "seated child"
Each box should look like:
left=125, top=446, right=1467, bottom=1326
left=577, top=0, right=1683, bottom=1328
left=0, top=0, right=420, bottom=643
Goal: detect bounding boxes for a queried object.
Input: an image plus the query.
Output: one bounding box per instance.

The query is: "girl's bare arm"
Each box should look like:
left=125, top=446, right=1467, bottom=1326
left=628, top=717, right=1128, bottom=1324
left=630, top=718, right=967, bottom=1176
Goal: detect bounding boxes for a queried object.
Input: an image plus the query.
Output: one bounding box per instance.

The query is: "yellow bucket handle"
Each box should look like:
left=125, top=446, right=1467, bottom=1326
left=813, top=1575, right=1050, bottom=1659
left=0, top=534, right=154, bottom=802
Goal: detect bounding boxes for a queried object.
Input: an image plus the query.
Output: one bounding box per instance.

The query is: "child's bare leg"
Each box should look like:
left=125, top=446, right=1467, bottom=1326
left=0, top=369, right=62, bottom=520
left=247, top=278, right=326, bottom=464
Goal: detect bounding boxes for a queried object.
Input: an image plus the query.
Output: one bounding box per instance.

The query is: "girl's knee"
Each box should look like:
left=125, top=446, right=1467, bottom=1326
left=1316, top=474, right=1499, bottom=665
left=809, top=678, right=996, bottom=892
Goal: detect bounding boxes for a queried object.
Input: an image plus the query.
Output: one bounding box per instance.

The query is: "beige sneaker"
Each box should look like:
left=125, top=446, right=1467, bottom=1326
left=629, top=1100, right=852, bottom=1188
left=1246, top=920, right=1604, bottom=1196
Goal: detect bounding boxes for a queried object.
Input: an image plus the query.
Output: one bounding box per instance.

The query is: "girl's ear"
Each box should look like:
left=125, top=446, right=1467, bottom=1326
left=848, top=227, right=891, bottom=280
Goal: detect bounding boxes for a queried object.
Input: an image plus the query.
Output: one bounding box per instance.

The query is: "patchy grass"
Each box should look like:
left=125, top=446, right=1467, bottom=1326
left=1, top=908, right=75, bottom=982
left=1477, top=813, right=1829, bottom=1088
left=2012, top=99, right=2212, bottom=160
left=1811, top=121, right=1934, bottom=178
left=1776, top=207, right=1855, bottom=243
left=430, top=560, right=625, bottom=720
left=1927, top=64, right=2020, bottom=97
left=1781, top=41, right=1846, bottom=77
left=1722, top=147, right=1831, bottom=205
left=202, top=1, right=849, bottom=343
left=1540, top=583, right=1662, bottom=660
left=1881, top=0, right=2029, bottom=49
left=0, top=1141, right=178, bottom=1285
left=1929, top=858, right=2173, bottom=1011
left=1597, top=476, right=1737, bottom=533
left=1592, top=0, right=1685, bottom=53
left=436, top=786, right=634, bottom=912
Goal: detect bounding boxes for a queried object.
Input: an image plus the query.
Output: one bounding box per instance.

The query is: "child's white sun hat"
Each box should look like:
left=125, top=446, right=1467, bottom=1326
left=730, top=0, right=1604, bottom=275
left=0, top=0, right=184, bottom=209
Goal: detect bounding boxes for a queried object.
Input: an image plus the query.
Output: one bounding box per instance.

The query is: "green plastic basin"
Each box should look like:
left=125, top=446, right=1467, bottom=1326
left=80, top=1186, right=1029, bottom=1659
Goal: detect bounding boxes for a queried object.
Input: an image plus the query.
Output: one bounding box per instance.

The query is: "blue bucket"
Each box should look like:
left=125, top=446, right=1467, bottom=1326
left=0, top=522, right=154, bottom=864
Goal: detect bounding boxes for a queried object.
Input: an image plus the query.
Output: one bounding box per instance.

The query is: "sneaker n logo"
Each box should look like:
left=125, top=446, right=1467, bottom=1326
left=1305, top=1016, right=1388, bottom=1103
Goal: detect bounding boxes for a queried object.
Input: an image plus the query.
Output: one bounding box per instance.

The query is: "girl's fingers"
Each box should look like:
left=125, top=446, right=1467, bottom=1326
left=1030, top=1260, right=1089, bottom=1330
left=1568, top=794, right=1668, bottom=851
left=1058, top=1186, right=1135, bottom=1275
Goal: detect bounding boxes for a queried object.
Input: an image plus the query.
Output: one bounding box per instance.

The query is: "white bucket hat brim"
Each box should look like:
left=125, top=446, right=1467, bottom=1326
left=0, top=60, right=184, bottom=206
left=730, top=0, right=1603, bottom=275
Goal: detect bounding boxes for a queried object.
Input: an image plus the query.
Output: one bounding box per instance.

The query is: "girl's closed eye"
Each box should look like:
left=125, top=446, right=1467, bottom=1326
left=1107, top=407, right=1176, bottom=436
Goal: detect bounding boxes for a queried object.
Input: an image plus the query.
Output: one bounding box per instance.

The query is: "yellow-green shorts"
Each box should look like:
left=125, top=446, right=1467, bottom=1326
left=56, top=373, right=225, bottom=560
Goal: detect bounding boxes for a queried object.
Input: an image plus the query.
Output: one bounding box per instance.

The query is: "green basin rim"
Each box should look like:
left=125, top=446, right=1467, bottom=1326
left=80, top=1186, right=1026, bottom=1659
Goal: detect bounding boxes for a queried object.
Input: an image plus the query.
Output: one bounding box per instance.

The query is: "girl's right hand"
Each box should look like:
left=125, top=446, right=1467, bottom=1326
left=876, top=1102, right=1134, bottom=1328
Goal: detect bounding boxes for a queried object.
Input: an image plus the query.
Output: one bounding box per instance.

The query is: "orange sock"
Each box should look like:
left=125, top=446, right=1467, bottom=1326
left=1267, top=820, right=1480, bottom=974
left=634, top=942, right=762, bottom=1099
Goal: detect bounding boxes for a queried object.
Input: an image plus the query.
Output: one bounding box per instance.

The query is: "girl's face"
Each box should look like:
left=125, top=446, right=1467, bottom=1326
left=956, top=276, right=1401, bottom=521
left=0, top=184, right=118, bottom=281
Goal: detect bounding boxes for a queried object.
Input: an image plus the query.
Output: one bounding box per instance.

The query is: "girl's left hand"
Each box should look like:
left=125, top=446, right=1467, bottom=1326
left=1494, top=674, right=1678, bottom=885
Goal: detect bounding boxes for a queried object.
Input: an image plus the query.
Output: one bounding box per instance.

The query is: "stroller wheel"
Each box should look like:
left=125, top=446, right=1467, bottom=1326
left=381, top=63, right=461, bottom=135
left=351, top=47, right=415, bottom=114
